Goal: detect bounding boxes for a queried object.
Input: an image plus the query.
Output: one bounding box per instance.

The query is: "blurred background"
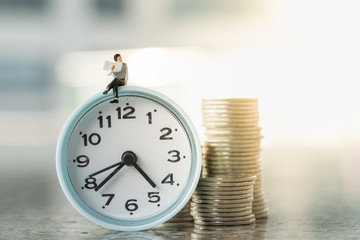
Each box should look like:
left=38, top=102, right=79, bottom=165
left=1, top=0, right=360, bottom=238
left=1, top=0, right=360, bottom=149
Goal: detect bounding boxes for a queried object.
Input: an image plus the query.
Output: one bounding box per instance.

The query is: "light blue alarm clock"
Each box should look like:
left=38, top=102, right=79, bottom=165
left=56, top=86, right=201, bottom=231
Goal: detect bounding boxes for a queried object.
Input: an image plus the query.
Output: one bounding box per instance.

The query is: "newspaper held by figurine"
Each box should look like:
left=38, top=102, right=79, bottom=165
left=103, top=61, right=123, bottom=76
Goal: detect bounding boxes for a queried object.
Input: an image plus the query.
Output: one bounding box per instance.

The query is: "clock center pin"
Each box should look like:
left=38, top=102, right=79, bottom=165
left=122, top=151, right=137, bottom=166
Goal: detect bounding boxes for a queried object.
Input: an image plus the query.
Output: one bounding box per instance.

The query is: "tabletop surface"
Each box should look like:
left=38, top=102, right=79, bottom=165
left=1, top=146, right=359, bottom=240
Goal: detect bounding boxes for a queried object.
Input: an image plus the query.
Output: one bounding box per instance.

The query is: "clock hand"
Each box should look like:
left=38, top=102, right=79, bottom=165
left=133, top=163, right=157, bottom=188
left=89, top=161, right=123, bottom=177
left=121, top=150, right=157, bottom=188
left=94, top=162, right=125, bottom=192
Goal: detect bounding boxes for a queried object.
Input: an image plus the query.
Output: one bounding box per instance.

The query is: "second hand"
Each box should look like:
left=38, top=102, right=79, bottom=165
left=89, top=161, right=123, bottom=178
left=94, top=162, right=125, bottom=192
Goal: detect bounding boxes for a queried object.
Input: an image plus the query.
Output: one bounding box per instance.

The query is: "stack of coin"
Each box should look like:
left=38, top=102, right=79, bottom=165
left=201, top=98, right=268, bottom=219
left=191, top=225, right=255, bottom=240
left=191, top=176, right=256, bottom=227
left=162, top=201, right=193, bottom=227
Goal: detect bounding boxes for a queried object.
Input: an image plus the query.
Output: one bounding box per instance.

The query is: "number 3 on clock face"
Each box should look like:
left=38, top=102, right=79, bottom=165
left=56, top=86, right=201, bottom=231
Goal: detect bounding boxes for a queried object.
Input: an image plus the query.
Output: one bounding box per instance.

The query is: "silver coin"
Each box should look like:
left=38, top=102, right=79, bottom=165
left=203, top=117, right=260, bottom=123
left=205, top=137, right=263, bottom=143
left=202, top=103, right=258, bottom=107
left=253, top=211, right=268, bottom=219
left=205, top=126, right=262, bottom=133
left=201, top=166, right=260, bottom=172
left=203, top=115, right=260, bottom=122
left=203, top=119, right=260, bottom=125
left=205, top=139, right=262, bottom=146
left=203, top=154, right=261, bottom=161
left=193, top=213, right=255, bottom=221
left=191, top=208, right=254, bottom=216
left=160, top=222, right=194, bottom=228
left=202, top=162, right=261, bottom=169
left=191, top=197, right=254, bottom=205
left=193, top=192, right=253, bottom=200
left=190, top=204, right=254, bottom=213
left=199, top=174, right=257, bottom=181
left=195, top=185, right=254, bottom=192
left=191, top=205, right=252, bottom=213
left=199, top=175, right=256, bottom=182
left=193, top=224, right=255, bottom=232
left=203, top=150, right=261, bottom=157
left=202, top=167, right=261, bottom=174
left=190, top=201, right=253, bottom=209
left=202, top=162, right=262, bottom=169
left=202, top=157, right=261, bottom=163
left=202, top=98, right=258, bottom=102
left=204, top=141, right=261, bottom=147
left=194, top=217, right=256, bottom=226
left=195, top=188, right=254, bottom=196
left=203, top=146, right=262, bottom=153
left=191, top=209, right=253, bottom=218
left=196, top=182, right=255, bottom=188
left=195, top=187, right=253, bottom=195
left=203, top=123, right=259, bottom=129
left=202, top=104, right=258, bottom=110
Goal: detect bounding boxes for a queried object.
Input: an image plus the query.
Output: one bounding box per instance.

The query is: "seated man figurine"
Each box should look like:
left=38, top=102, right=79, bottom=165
left=103, top=53, right=128, bottom=103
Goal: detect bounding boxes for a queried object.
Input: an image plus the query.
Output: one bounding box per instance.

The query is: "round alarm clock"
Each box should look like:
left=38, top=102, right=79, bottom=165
left=56, top=86, right=201, bottom=231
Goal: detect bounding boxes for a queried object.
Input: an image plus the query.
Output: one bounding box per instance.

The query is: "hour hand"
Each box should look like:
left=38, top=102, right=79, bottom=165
left=122, top=151, right=156, bottom=188
left=133, top=163, right=157, bottom=188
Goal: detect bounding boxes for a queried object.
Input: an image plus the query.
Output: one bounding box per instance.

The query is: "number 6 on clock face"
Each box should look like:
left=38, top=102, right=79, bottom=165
left=56, top=86, right=201, bottom=231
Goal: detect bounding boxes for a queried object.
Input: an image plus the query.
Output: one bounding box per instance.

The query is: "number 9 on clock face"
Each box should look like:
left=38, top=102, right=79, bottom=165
left=56, top=87, right=201, bottom=231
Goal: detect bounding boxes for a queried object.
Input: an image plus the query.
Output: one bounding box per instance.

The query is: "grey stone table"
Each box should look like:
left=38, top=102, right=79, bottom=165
left=1, top=146, right=359, bottom=239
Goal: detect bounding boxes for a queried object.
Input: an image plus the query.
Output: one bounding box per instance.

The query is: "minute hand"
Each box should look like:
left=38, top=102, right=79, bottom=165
left=133, top=163, right=156, bottom=188
left=94, top=162, right=125, bottom=192
left=89, top=161, right=123, bottom=177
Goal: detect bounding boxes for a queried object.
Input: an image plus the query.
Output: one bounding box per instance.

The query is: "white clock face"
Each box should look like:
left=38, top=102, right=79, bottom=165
left=67, top=96, right=192, bottom=221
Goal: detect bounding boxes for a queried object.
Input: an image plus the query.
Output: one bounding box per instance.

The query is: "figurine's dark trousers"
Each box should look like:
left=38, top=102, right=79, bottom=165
left=107, top=78, right=125, bottom=98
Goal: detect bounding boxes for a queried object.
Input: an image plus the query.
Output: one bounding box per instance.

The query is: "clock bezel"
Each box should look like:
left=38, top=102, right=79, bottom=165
left=56, top=86, right=201, bottom=231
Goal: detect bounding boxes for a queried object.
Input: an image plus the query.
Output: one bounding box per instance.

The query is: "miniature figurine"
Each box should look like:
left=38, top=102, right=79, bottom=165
left=103, top=53, right=128, bottom=103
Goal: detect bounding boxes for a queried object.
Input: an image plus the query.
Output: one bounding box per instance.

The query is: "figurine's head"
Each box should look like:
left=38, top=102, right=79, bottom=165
left=114, top=54, right=122, bottom=62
